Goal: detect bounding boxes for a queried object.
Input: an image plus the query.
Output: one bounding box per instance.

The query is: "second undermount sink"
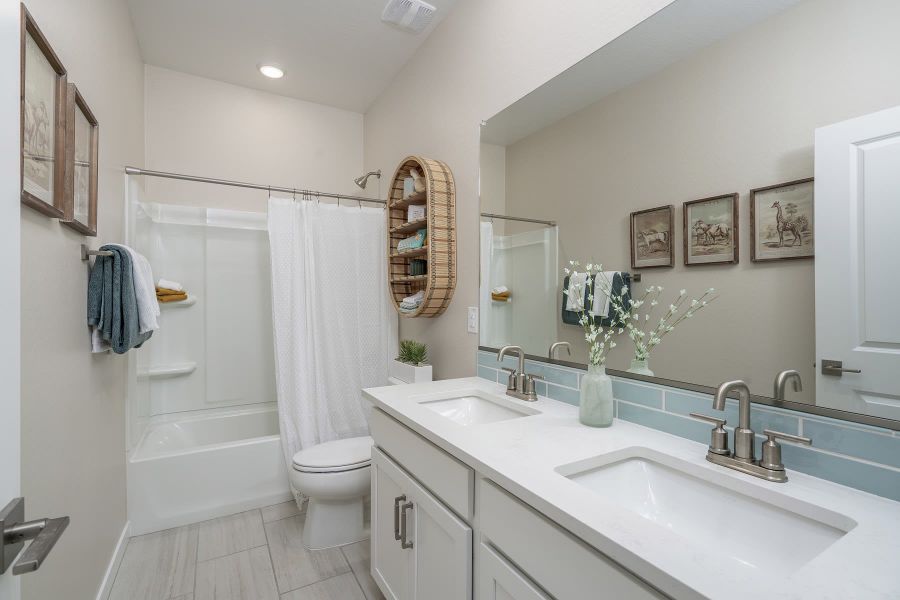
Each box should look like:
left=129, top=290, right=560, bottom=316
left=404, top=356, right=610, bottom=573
left=417, top=390, right=540, bottom=426
left=557, top=448, right=856, bottom=574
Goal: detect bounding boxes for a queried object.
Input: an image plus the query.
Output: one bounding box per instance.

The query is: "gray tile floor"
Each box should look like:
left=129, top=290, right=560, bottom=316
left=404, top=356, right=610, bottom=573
left=108, top=501, right=384, bottom=600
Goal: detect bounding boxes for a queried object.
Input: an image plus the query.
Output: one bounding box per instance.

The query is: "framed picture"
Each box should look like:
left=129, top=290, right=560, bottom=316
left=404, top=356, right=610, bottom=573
left=630, top=205, right=674, bottom=269
left=62, top=84, right=99, bottom=236
left=683, top=193, right=739, bottom=266
left=20, top=4, right=67, bottom=218
left=750, top=178, right=814, bottom=262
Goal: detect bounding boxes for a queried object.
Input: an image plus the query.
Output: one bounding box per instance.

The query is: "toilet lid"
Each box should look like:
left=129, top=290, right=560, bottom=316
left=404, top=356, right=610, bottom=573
left=292, top=436, right=373, bottom=473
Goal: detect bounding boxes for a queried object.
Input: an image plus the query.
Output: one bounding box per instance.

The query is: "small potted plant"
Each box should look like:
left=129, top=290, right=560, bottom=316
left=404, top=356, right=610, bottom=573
left=390, top=339, right=433, bottom=383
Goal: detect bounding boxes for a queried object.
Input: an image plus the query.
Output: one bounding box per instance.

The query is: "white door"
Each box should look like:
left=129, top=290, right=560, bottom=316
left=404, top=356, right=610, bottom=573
left=372, top=448, right=413, bottom=600
left=0, top=1, right=21, bottom=598
left=477, top=543, right=549, bottom=600
left=408, top=469, right=472, bottom=600
left=815, top=105, right=900, bottom=419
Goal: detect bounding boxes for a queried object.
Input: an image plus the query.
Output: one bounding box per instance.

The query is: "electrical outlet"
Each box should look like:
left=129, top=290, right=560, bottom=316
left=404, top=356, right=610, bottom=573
left=467, top=306, right=479, bottom=334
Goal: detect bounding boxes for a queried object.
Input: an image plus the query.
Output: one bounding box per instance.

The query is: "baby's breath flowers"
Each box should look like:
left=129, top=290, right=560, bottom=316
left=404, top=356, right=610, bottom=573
left=564, top=261, right=624, bottom=366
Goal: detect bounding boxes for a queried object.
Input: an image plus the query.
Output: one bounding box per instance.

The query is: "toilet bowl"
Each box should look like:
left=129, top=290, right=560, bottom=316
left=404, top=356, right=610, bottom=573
left=290, top=435, right=374, bottom=549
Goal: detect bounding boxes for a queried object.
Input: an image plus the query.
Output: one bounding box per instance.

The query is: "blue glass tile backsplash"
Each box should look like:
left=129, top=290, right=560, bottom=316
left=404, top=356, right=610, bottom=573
left=476, top=350, right=900, bottom=502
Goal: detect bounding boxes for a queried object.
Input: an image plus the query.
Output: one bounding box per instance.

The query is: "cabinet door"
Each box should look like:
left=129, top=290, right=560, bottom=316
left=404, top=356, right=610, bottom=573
left=477, top=543, right=550, bottom=600
left=408, top=473, right=473, bottom=600
left=372, top=448, right=412, bottom=600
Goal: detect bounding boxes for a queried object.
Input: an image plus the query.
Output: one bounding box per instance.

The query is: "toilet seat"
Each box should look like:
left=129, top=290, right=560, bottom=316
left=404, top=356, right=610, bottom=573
left=292, top=435, right=373, bottom=474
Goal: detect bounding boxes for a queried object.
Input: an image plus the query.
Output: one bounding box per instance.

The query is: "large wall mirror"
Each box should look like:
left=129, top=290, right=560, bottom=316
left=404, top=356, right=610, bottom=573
left=479, top=0, right=900, bottom=426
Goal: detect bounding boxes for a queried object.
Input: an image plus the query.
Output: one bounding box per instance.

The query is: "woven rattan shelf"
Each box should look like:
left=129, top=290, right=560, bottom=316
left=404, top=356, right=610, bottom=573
left=387, top=156, right=456, bottom=318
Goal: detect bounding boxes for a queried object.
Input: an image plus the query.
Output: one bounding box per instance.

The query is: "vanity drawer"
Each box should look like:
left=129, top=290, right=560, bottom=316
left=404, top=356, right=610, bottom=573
left=478, top=479, right=666, bottom=600
left=371, top=408, right=474, bottom=521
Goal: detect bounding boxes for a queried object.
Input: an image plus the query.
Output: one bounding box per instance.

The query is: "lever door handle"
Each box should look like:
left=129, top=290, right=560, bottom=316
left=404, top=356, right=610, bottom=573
left=1, top=498, right=69, bottom=575
left=11, top=517, right=69, bottom=575
left=393, top=495, right=406, bottom=541
left=399, top=501, right=414, bottom=549
left=821, top=360, right=861, bottom=376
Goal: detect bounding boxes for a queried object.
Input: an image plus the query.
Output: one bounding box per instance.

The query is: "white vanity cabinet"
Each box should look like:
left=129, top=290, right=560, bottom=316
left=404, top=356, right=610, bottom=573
left=371, top=447, right=473, bottom=600
left=477, top=543, right=550, bottom=600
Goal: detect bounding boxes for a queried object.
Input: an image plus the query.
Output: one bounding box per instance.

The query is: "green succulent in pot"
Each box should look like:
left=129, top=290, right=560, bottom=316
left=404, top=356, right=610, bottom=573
left=397, top=339, right=428, bottom=366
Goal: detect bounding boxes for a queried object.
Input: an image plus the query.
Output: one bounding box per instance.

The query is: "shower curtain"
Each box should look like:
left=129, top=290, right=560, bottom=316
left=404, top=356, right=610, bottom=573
left=268, top=197, right=397, bottom=465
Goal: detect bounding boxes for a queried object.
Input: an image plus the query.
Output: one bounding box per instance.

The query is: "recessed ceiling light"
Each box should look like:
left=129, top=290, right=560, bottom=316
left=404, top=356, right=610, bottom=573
left=259, top=65, right=284, bottom=79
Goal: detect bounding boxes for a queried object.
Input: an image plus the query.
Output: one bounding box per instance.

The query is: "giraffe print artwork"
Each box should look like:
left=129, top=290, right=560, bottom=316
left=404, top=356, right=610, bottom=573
left=750, top=178, right=815, bottom=261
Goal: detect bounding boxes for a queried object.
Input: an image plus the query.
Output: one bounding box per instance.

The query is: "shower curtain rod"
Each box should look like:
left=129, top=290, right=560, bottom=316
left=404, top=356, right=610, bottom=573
left=124, top=166, right=387, bottom=205
left=480, top=212, right=556, bottom=227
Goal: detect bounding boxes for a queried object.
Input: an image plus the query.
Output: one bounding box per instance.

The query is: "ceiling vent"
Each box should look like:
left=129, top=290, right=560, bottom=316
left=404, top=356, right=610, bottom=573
left=381, top=0, right=436, bottom=34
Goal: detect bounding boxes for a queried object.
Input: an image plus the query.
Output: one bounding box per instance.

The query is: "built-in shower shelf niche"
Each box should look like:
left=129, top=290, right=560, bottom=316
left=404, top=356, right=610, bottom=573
left=137, top=362, right=198, bottom=380
left=387, top=156, right=456, bottom=318
left=159, top=294, right=197, bottom=308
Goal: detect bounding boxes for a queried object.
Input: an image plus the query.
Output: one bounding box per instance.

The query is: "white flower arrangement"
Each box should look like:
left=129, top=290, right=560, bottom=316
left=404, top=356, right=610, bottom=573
left=597, top=281, right=719, bottom=362
left=564, top=261, right=624, bottom=366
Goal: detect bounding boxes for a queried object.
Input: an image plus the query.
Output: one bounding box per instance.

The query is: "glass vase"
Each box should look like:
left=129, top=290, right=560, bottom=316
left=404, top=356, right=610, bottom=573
left=627, top=358, right=655, bottom=376
left=579, top=363, right=614, bottom=427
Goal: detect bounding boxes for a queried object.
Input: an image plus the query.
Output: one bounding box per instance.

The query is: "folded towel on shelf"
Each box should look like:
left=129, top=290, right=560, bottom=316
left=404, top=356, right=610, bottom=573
left=156, top=278, right=184, bottom=292
left=491, top=291, right=510, bottom=302
left=110, top=244, right=159, bottom=334
left=397, top=229, right=427, bottom=252
left=88, top=245, right=153, bottom=354
left=157, top=293, right=188, bottom=303
left=491, top=286, right=509, bottom=295
left=156, top=286, right=184, bottom=296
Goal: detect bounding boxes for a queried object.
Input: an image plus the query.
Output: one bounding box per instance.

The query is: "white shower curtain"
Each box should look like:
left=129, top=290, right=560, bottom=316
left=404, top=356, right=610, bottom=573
left=268, top=197, right=397, bottom=465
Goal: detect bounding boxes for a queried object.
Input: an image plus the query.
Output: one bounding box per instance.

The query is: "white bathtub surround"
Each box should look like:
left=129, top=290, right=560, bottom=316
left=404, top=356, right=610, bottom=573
left=268, top=197, right=397, bottom=459
left=128, top=404, right=291, bottom=535
left=364, top=378, right=900, bottom=599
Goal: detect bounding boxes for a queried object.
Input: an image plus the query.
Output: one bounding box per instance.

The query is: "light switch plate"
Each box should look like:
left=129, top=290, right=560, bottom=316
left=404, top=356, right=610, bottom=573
left=467, top=307, right=478, bottom=333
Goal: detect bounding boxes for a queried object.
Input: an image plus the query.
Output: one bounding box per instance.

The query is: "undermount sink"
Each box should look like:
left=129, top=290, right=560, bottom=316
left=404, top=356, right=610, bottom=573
left=557, top=448, right=856, bottom=574
left=417, top=390, right=539, bottom=426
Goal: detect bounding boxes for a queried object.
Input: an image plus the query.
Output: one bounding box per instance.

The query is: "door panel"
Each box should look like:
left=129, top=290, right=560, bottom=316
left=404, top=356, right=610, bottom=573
left=477, top=543, right=549, bottom=600
left=815, top=105, right=900, bottom=419
left=372, top=449, right=412, bottom=600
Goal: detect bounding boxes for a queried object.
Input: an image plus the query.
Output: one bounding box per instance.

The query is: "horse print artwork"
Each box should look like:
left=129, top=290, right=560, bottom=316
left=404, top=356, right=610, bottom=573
left=683, top=193, right=739, bottom=266
left=631, top=205, right=674, bottom=268
left=750, top=178, right=814, bottom=262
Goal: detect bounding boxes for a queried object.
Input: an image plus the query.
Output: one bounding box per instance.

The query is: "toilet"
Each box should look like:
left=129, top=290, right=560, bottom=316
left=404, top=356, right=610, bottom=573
left=290, top=370, right=416, bottom=549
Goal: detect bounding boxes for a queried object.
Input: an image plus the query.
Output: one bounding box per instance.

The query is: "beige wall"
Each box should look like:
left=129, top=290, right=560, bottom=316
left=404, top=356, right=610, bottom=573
left=144, top=66, right=365, bottom=211
left=502, top=0, right=900, bottom=400
left=364, top=0, right=675, bottom=379
left=19, top=1, right=145, bottom=598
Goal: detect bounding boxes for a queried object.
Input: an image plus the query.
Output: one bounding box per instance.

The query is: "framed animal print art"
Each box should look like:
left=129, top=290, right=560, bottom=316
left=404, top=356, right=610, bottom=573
left=750, top=178, right=814, bottom=262
left=683, top=193, right=738, bottom=266
left=20, top=4, right=67, bottom=218
left=630, top=205, right=674, bottom=269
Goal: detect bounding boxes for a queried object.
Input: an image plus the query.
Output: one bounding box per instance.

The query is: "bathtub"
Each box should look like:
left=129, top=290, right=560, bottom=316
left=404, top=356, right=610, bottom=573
left=128, top=404, right=292, bottom=535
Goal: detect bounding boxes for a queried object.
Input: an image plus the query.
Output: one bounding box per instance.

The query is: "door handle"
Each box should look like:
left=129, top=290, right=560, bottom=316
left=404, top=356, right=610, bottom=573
left=821, top=359, right=862, bottom=377
left=393, top=495, right=406, bottom=541
left=399, top=501, right=414, bottom=549
left=1, top=498, right=70, bottom=575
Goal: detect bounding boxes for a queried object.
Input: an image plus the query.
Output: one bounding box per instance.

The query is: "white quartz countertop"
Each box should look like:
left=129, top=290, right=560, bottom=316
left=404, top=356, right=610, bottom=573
left=363, top=377, right=900, bottom=600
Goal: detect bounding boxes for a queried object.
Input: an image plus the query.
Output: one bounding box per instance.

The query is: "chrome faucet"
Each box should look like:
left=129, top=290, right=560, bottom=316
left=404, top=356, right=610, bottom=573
left=548, top=341, right=571, bottom=360
left=497, top=345, right=542, bottom=401
left=691, top=378, right=812, bottom=482
left=774, top=370, right=802, bottom=401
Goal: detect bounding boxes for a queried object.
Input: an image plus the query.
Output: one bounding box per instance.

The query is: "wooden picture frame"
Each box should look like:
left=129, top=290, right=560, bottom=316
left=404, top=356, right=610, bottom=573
left=683, top=193, right=739, bottom=266
left=20, top=4, right=67, bottom=218
left=630, top=205, right=674, bottom=269
left=750, top=178, right=814, bottom=262
left=62, top=84, right=99, bottom=236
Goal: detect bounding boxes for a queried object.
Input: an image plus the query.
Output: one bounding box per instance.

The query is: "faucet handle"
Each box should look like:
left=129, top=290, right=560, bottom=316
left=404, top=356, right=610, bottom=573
left=690, top=413, right=730, bottom=456
left=523, top=373, right=544, bottom=398
left=501, top=367, right=517, bottom=391
left=760, top=430, right=812, bottom=471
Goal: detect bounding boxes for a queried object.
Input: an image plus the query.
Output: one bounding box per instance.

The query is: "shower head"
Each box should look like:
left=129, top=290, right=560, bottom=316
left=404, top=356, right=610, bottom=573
left=354, top=170, right=382, bottom=189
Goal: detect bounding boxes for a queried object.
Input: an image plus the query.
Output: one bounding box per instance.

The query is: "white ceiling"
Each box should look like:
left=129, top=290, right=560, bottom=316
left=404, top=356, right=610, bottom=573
left=127, top=0, right=458, bottom=113
left=482, top=0, right=802, bottom=146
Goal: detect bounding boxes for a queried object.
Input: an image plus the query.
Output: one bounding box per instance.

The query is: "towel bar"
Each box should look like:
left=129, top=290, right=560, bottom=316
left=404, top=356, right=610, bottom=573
left=80, top=244, right=113, bottom=261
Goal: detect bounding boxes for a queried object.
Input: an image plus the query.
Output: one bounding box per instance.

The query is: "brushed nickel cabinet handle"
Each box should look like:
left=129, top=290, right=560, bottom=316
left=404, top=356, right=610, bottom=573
left=400, top=501, right=414, bottom=549
left=393, top=495, right=406, bottom=541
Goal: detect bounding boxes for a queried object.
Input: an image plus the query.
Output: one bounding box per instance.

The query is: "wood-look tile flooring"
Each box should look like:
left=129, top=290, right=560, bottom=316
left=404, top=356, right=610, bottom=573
left=107, top=501, right=384, bottom=600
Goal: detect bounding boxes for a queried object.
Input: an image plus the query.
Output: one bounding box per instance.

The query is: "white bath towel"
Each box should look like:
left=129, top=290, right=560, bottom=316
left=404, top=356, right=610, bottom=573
left=402, top=290, right=425, bottom=305
left=591, top=271, right=619, bottom=319
left=566, top=272, right=589, bottom=311
left=156, top=278, right=184, bottom=292
left=112, top=244, right=160, bottom=334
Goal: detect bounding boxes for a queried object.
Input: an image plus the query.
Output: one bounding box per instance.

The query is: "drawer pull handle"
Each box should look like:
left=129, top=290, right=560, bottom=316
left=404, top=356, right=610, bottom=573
left=393, top=495, right=406, bottom=541
left=400, top=501, right=414, bottom=549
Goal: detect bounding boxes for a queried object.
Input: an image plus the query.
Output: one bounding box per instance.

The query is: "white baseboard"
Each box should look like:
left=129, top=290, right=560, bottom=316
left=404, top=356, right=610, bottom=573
left=96, top=520, right=131, bottom=600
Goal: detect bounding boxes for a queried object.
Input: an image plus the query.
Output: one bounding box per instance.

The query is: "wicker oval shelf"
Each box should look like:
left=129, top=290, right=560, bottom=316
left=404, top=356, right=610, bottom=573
left=387, top=156, right=456, bottom=318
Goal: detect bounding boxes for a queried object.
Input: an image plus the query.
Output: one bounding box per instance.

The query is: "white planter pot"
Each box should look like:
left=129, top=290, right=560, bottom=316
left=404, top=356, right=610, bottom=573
left=390, top=359, right=433, bottom=384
